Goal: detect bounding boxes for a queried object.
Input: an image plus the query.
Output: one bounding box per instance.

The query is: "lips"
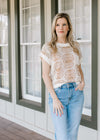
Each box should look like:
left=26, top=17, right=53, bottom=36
left=59, top=31, right=64, bottom=33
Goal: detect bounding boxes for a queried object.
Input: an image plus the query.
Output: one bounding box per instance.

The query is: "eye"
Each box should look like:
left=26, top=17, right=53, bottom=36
left=56, top=24, right=59, bottom=26
left=63, top=24, right=66, bottom=26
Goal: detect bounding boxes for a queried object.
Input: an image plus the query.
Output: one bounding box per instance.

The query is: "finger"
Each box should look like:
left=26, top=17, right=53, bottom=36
left=61, top=104, right=64, bottom=109
left=59, top=106, right=64, bottom=115
left=58, top=109, right=61, bottom=116
left=58, top=108, right=61, bottom=116
left=59, top=107, right=63, bottom=116
left=75, top=87, right=78, bottom=91
left=60, top=108, right=64, bottom=114
left=58, top=108, right=63, bottom=116
left=79, top=88, right=83, bottom=91
left=75, top=86, right=79, bottom=91
left=56, top=109, right=58, bottom=116
left=53, top=108, right=55, bottom=113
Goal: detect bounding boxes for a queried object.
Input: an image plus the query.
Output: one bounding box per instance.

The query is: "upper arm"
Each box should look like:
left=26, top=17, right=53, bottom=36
left=41, top=58, right=51, bottom=77
left=39, top=43, right=52, bottom=76
left=78, top=64, right=82, bottom=73
left=74, top=41, right=83, bottom=65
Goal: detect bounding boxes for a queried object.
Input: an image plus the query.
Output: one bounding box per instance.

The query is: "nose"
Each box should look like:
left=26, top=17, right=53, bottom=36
left=59, top=25, right=63, bottom=29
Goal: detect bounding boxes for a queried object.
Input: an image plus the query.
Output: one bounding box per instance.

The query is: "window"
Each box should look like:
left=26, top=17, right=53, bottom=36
left=51, top=0, right=98, bottom=130
left=15, top=0, right=45, bottom=112
left=0, top=0, right=11, bottom=101
left=59, top=0, right=92, bottom=116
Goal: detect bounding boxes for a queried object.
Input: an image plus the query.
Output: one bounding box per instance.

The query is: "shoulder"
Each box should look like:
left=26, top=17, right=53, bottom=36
left=42, top=43, right=52, bottom=51
left=42, top=42, right=51, bottom=48
left=41, top=43, right=52, bottom=54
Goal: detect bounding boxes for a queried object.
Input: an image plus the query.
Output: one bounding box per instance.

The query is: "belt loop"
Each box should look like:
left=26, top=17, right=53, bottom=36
left=67, top=83, right=69, bottom=88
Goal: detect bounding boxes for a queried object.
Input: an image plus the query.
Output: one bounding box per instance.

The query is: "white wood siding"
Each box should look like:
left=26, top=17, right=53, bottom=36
left=0, top=0, right=100, bottom=140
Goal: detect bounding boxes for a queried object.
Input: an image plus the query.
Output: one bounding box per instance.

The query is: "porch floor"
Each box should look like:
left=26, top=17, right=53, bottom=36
left=0, top=116, right=51, bottom=140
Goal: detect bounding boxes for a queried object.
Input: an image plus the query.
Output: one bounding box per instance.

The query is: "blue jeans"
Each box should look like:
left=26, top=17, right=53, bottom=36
left=48, top=82, right=84, bottom=140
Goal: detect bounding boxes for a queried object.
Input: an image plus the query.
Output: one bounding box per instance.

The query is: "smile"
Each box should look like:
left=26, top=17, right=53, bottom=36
left=59, top=31, right=64, bottom=33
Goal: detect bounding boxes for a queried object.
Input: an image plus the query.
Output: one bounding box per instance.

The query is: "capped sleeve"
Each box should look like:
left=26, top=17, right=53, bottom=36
left=39, top=43, right=52, bottom=65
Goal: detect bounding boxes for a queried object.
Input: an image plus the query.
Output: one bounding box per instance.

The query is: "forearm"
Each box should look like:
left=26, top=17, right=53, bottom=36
left=80, top=70, right=85, bottom=83
left=42, top=74, right=58, bottom=100
left=79, top=66, right=85, bottom=84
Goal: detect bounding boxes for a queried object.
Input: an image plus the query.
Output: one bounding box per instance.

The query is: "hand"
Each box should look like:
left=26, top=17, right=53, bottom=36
left=75, top=81, right=85, bottom=91
left=53, top=97, right=64, bottom=117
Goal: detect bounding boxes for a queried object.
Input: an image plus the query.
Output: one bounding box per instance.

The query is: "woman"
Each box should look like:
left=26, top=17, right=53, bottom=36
left=40, top=13, right=85, bottom=140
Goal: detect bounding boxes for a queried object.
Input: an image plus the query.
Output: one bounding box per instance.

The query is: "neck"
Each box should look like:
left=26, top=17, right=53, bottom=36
left=57, top=37, right=68, bottom=43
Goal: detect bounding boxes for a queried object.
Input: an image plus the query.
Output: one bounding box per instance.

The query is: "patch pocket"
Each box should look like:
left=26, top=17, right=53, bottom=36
left=78, top=89, right=83, bottom=91
left=78, top=89, right=84, bottom=93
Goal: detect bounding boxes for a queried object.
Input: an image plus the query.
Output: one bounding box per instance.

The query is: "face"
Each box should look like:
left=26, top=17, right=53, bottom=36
left=55, top=17, right=69, bottom=39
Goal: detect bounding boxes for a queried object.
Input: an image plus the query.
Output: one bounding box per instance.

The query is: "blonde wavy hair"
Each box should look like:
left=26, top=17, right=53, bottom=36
left=48, top=13, right=81, bottom=59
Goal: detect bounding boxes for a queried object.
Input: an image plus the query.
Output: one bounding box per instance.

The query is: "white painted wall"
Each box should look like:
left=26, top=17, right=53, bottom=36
left=0, top=0, right=100, bottom=140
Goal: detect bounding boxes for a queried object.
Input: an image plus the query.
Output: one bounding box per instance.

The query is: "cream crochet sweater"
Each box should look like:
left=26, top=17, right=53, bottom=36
left=40, top=42, right=82, bottom=89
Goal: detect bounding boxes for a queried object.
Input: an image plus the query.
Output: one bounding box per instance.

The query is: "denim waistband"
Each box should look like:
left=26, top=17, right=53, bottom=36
left=59, top=82, right=77, bottom=89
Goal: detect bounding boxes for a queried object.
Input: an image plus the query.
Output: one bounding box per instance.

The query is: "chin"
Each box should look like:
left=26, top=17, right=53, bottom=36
left=57, top=34, right=66, bottom=38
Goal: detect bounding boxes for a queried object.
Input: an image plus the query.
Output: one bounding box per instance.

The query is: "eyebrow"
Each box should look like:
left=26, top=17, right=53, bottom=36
left=56, top=23, right=67, bottom=25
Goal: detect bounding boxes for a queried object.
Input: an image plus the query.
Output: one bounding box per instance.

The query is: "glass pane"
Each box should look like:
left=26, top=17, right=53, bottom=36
left=0, top=14, right=1, bottom=27
left=0, top=75, right=4, bottom=88
left=26, top=79, right=34, bottom=95
left=26, top=62, right=33, bottom=78
left=23, top=26, right=31, bottom=43
left=4, top=46, right=8, bottom=60
left=0, top=75, right=8, bottom=89
left=0, top=61, right=3, bottom=73
left=24, top=8, right=31, bottom=25
left=20, top=0, right=40, bottom=44
left=31, top=0, right=40, bottom=5
left=34, top=81, right=41, bottom=97
left=2, top=0, right=7, bottom=13
left=0, top=0, right=9, bottom=94
left=0, top=47, right=3, bottom=59
left=21, top=10, right=25, bottom=25
left=75, top=0, right=91, bottom=40
left=58, top=0, right=92, bottom=116
left=26, top=45, right=33, bottom=60
left=31, top=6, right=40, bottom=42
left=25, top=0, right=30, bottom=8
left=21, top=0, right=31, bottom=8
left=22, top=0, right=25, bottom=8
left=0, top=30, right=8, bottom=44
left=4, top=75, right=9, bottom=89
left=5, top=61, right=8, bottom=75
left=2, top=13, right=8, bottom=27
left=0, top=50, right=9, bottom=90
left=20, top=0, right=41, bottom=102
